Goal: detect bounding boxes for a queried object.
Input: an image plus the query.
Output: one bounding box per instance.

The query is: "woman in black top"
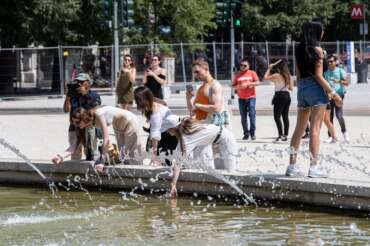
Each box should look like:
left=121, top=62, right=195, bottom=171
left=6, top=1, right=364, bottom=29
left=285, top=22, right=342, bottom=178
left=143, top=55, right=167, bottom=99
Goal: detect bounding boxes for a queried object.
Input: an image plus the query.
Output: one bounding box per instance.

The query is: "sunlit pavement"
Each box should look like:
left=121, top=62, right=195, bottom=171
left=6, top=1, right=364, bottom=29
left=0, top=112, right=368, bottom=182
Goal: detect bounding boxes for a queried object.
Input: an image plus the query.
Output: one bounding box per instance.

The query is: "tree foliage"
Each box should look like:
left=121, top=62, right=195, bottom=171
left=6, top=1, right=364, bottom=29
left=239, top=0, right=336, bottom=41
left=122, top=0, right=216, bottom=45
left=0, top=0, right=369, bottom=47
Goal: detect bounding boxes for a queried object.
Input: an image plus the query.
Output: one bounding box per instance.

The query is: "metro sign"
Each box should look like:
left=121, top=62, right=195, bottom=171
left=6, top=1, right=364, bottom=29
left=351, top=4, right=364, bottom=19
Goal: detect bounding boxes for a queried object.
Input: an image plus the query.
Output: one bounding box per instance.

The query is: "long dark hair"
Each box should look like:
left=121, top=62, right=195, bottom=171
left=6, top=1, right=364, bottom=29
left=298, top=21, right=324, bottom=63
left=271, top=59, right=292, bottom=90
left=134, top=86, right=167, bottom=120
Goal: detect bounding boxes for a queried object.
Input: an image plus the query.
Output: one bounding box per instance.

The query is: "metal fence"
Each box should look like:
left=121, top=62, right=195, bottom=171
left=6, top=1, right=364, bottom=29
left=1, top=41, right=369, bottom=96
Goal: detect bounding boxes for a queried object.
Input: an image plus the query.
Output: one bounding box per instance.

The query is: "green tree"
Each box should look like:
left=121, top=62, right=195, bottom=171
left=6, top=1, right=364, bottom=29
left=239, top=0, right=336, bottom=41
left=122, top=0, right=216, bottom=46
left=0, top=0, right=32, bottom=47
left=28, top=0, right=81, bottom=46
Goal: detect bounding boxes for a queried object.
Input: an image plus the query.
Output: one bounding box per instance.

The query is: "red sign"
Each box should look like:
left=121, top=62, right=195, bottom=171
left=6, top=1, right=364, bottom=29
left=351, top=4, right=364, bottom=19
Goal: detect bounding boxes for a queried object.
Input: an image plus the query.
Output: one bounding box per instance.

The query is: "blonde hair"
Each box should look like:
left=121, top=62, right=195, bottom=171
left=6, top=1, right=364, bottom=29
left=173, top=117, right=205, bottom=154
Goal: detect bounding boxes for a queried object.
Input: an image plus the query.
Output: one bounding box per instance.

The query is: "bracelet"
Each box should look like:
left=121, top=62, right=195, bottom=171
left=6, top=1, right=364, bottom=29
left=327, top=90, right=336, bottom=98
left=57, top=154, right=64, bottom=162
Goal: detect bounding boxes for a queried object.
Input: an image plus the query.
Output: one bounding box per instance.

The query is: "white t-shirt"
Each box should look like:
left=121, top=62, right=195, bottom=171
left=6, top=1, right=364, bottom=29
left=95, top=106, right=137, bottom=126
left=150, top=104, right=179, bottom=141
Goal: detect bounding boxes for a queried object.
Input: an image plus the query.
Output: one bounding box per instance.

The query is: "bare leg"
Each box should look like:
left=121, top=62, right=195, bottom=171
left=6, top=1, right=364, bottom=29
left=309, top=106, right=326, bottom=165
left=323, top=109, right=337, bottom=140
left=289, top=108, right=311, bottom=165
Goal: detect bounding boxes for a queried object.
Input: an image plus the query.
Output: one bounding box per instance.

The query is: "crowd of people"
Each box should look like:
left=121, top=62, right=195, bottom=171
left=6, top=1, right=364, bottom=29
left=51, top=21, right=350, bottom=195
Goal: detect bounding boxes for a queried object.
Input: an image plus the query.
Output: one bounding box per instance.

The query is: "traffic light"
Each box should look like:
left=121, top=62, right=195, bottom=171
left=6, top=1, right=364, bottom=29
left=234, top=4, right=242, bottom=27
left=121, top=0, right=134, bottom=28
left=215, top=1, right=243, bottom=28
left=216, top=1, right=229, bottom=28
left=98, top=0, right=112, bottom=27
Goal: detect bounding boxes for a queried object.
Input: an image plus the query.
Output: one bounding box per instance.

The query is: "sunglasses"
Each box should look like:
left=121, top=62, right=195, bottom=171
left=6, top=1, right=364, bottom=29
left=240, top=64, right=249, bottom=67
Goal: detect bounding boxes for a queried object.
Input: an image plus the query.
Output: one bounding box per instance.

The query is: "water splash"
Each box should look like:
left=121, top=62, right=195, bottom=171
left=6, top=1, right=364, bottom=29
left=0, top=138, right=47, bottom=180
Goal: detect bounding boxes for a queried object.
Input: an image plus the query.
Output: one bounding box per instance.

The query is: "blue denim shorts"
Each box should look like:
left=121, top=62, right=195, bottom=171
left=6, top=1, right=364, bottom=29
left=297, top=77, right=329, bottom=108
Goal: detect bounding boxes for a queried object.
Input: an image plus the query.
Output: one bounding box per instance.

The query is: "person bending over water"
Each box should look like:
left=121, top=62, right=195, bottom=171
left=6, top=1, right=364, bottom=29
left=52, top=106, right=141, bottom=171
left=134, top=86, right=178, bottom=166
left=164, top=117, right=238, bottom=197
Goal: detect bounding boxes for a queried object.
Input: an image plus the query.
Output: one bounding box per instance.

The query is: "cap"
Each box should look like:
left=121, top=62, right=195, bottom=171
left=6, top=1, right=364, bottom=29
left=161, top=115, right=181, bottom=132
left=74, top=73, right=92, bottom=85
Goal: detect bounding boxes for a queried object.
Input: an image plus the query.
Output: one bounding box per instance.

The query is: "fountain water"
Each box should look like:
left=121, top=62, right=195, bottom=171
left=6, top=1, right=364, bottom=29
left=0, top=138, right=57, bottom=193
left=0, top=138, right=47, bottom=180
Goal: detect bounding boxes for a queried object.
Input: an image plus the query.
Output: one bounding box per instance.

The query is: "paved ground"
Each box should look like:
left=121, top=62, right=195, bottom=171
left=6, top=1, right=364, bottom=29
left=0, top=83, right=369, bottom=182
left=0, top=83, right=369, bottom=114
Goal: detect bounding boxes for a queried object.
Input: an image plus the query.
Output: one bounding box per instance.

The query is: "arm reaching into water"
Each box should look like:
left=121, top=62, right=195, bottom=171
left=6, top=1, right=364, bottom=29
left=51, top=141, right=77, bottom=164
left=170, top=164, right=181, bottom=198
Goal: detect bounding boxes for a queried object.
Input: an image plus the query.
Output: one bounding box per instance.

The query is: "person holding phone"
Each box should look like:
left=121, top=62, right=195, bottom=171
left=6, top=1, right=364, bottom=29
left=116, top=54, right=136, bottom=110
left=63, top=73, right=101, bottom=161
left=143, top=55, right=167, bottom=99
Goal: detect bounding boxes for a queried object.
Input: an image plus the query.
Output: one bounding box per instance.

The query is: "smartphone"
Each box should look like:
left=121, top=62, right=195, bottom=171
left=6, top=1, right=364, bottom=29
left=186, top=85, right=194, bottom=92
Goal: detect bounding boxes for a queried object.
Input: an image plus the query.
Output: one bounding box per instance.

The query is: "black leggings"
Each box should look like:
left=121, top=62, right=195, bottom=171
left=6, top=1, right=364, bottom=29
left=273, top=91, right=291, bottom=137
left=328, top=94, right=346, bottom=136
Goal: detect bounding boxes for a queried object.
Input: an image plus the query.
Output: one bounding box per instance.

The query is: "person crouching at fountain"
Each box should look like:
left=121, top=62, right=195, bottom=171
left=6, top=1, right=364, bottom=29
left=51, top=106, right=141, bottom=171
left=63, top=73, right=101, bottom=161
left=165, top=117, right=238, bottom=197
left=134, top=86, right=178, bottom=166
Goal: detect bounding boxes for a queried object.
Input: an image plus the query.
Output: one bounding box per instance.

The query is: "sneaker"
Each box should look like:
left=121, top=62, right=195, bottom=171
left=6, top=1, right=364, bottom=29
left=285, top=164, right=304, bottom=177
left=302, top=132, right=309, bottom=139
left=324, top=137, right=333, bottom=143
left=343, top=132, right=350, bottom=143
left=251, top=136, right=256, bottom=141
left=281, top=135, right=288, bottom=141
left=330, top=137, right=338, bottom=144
left=275, top=136, right=282, bottom=142
left=308, top=165, right=328, bottom=178
left=242, top=135, right=249, bottom=140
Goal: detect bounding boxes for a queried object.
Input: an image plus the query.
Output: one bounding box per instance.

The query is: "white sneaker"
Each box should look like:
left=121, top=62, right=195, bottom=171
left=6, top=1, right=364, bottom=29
left=324, top=137, right=333, bottom=143
left=330, top=138, right=338, bottom=144
left=285, top=164, right=304, bottom=177
left=343, top=132, right=350, bottom=143
left=308, top=165, right=328, bottom=178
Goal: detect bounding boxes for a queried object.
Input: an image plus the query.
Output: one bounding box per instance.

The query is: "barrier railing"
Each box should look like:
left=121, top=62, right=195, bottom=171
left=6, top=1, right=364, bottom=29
left=0, top=41, right=369, bottom=96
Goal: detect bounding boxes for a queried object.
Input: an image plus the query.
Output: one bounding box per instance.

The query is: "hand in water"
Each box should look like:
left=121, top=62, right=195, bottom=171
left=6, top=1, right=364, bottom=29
left=170, top=185, right=178, bottom=198
left=95, top=163, right=105, bottom=173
